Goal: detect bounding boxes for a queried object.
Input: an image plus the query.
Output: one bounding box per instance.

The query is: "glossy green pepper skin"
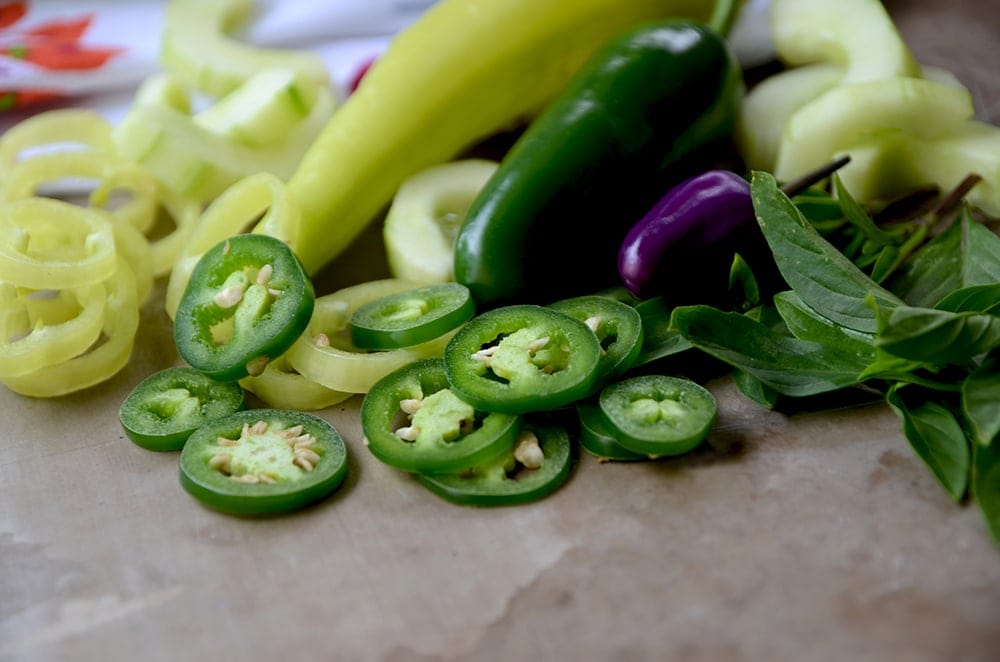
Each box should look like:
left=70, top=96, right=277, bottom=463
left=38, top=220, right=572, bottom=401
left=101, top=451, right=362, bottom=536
left=453, top=20, right=744, bottom=307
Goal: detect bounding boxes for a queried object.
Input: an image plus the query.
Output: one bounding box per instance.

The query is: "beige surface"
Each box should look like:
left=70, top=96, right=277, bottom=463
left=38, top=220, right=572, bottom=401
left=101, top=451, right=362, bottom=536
left=2, top=2, right=999, bottom=661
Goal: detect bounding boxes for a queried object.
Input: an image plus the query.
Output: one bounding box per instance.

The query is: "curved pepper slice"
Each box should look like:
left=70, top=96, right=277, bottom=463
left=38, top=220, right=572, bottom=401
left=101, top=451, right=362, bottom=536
left=0, top=149, right=160, bottom=234
left=770, top=0, right=921, bottom=83
left=160, top=0, right=331, bottom=98
left=0, top=108, right=117, bottom=173
left=285, top=279, right=456, bottom=394
left=736, top=63, right=843, bottom=172
left=774, top=77, right=974, bottom=182
left=173, top=233, right=314, bottom=382
left=835, top=121, right=1000, bottom=218
left=383, top=159, right=498, bottom=284
left=239, top=353, right=353, bottom=412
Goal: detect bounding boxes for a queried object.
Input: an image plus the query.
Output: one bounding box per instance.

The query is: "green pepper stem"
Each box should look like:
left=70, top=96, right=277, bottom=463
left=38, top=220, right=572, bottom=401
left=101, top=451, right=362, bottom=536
left=707, top=0, right=741, bottom=38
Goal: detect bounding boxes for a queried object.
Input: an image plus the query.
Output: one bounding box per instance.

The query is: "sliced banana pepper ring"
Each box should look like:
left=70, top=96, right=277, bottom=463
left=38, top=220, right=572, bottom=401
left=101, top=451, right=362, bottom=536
left=286, top=279, right=456, bottom=394
left=0, top=281, right=107, bottom=378
left=1, top=259, right=140, bottom=398
left=0, top=198, right=118, bottom=290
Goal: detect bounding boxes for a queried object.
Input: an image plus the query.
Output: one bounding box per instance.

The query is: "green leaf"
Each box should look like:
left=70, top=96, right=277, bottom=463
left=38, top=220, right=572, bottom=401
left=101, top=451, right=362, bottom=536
left=889, top=206, right=1000, bottom=308
left=791, top=190, right=845, bottom=227
left=671, top=305, right=866, bottom=396
left=886, top=385, right=970, bottom=502
left=751, top=171, right=902, bottom=333
left=935, top=284, right=1000, bottom=315
left=728, top=253, right=760, bottom=310
left=833, top=173, right=896, bottom=246
left=875, top=306, right=1000, bottom=365
left=973, top=436, right=1000, bottom=548
left=869, top=223, right=927, bottom=285
left=963, top=364, right=1000, bottom=447
left=773, top=291, right=877, bottom=364
left=634, top=296, right=692, bottom=366
left=733, top=369, right=779, bottom=408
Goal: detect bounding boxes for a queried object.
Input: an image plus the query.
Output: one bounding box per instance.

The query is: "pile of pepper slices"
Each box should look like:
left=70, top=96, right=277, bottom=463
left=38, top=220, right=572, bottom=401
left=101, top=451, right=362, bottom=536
left=0, top=0, right=998, bottom=531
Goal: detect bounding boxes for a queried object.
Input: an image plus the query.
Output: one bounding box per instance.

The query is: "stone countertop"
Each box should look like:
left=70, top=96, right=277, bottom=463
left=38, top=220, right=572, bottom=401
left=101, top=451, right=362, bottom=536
left=2, top=2, right=999, bottom=661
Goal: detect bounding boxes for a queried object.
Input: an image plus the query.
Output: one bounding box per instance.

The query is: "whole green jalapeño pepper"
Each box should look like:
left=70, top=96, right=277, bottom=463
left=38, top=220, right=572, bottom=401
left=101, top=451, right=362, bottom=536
left=453, top=19, right=744, bottom=306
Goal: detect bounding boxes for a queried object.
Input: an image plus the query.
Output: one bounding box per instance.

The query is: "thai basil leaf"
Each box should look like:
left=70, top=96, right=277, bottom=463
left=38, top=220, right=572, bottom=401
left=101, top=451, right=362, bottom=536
left=935, top=284, right=1000, bottom=315
left=728, top=252, right=760, bottom=310
left=973, top=435, right=1000, bottom=548
left=634, top=296, right=692, bottom=366
left=791, top=188, right=845, bottom=226
left=875, top=306, right=1000, bottom=365
left=869, top=223, right=927, bottom=285
left=833, top=173, right=896, bottom=245
left=773, top=291, right=877, bottom=364
left=671, top=305, right=865, bottom=396
left=857, top=294, right=940, bottom=381
left=889, top=205, right=1000, bottom=308
left=886, top=384, right=970, bottom=502
left=733, top=369, right=779, bottom=409
left=963, top=363, right=1000, bottom=447
left=751, top=171, right=902, bottom=334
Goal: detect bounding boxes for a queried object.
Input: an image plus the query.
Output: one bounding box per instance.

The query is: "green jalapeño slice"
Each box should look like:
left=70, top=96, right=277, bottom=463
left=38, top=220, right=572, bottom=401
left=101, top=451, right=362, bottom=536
left=444, top=304, right=602, bottom=414
left=417, top=421, right=574, bottom=506
left=361, top=358, right=520, bottom=474
left=350, top=282, right=475, bottom=350
left=179, top=408, right=348, bottom=516
left=598, top=374, right=716, bottom=458
left=174, top=233, right=314, bottom=381
left=119, top=366, right=245, bottom=451
left=575, top=398, right=646, bottom=462
left=548, top=294, right=644, bottom=389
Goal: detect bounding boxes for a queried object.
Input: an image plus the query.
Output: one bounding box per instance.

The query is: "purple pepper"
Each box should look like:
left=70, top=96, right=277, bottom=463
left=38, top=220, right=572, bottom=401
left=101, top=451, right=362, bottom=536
left=618, top=170, right=759, bottom=301
left=618, top=157, right=850, bottom=302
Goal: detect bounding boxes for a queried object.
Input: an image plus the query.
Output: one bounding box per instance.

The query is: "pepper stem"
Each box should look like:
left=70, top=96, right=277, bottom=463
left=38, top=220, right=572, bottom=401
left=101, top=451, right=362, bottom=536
left=707, top=0, right=741, bottom=38
left=778, top=155, right=852, bottom=198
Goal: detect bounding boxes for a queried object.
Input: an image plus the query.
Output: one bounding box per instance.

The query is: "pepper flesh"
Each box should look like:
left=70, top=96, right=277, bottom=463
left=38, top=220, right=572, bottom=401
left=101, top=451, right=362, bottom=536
left=284, top=0, right=717, bottom=274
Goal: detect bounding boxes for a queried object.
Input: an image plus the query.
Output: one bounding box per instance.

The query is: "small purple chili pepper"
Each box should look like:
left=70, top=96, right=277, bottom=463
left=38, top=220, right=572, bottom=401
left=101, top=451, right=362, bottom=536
left=617, top=156, right=849, bottom=302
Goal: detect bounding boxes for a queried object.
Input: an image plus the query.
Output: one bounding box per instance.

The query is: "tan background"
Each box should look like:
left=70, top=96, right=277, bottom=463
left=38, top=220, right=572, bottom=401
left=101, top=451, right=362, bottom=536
left=2, top=1, right=999, bottom=661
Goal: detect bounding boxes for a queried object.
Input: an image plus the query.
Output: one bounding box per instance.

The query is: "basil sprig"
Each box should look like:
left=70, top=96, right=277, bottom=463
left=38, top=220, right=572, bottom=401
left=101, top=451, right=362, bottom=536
left=669, top=170, right=1000, bottom=548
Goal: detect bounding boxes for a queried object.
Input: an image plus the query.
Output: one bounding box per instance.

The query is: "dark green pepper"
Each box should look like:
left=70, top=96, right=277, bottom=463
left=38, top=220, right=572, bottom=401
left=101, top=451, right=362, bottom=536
left=453, top=19, right=744, bottom=307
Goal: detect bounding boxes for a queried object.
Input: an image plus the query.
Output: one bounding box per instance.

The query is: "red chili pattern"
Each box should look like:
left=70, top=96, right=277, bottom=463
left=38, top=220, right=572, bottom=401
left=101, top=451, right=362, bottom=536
left=0, top=1, right=125, bottom=111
